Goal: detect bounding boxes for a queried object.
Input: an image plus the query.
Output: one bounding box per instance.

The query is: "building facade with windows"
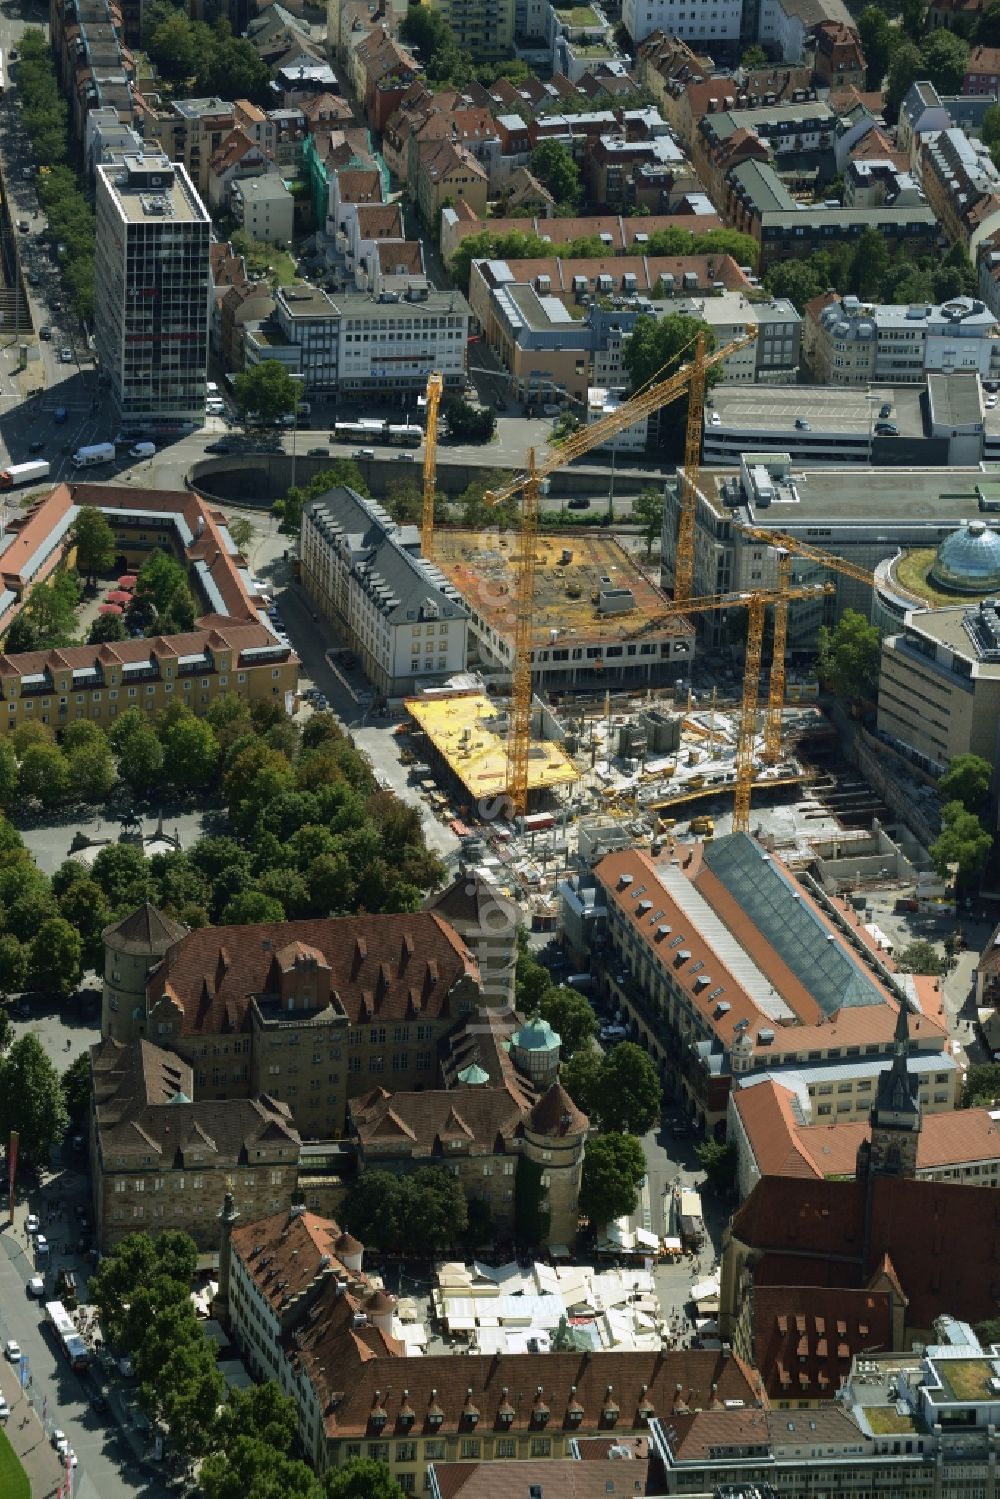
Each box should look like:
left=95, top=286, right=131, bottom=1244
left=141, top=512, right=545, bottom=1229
left=564, top=835, right=953, bottom=1138
left=101, top=906, right=485, bottom=1140
left=95, top=151, right=212, bottom=428
left=89, top=1037, right=301, bottom=1251
left=299, top=486, right=469, bottom=698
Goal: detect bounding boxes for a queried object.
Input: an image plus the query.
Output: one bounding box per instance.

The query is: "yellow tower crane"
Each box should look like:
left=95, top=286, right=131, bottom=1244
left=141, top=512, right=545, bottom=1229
left=420, top=370, right=444, bottom=558
left=480, top=328, right=759, bottom=815
left=622, top=580, right=834, bottom=833
left=737, top=525, right=876, bottom=762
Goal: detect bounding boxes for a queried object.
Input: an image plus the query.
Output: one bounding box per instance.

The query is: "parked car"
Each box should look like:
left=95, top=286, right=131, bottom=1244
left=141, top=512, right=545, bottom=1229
left=567, top=497, right=590, bottom=509
left=794, top=417, right=811, bottom=430
left=51, top=1429, right=66, bottom=1451
left=60, top=348, right=73, bottom=363
left=28, top=441, right=43, bottom=454
left=879, top=402, right=892, bottom=419
left=35, top=1233, right=49, bottom=1258
left=25, top=1213, right=39, bottom=1235
left=205, top=441, right=233, bottom=454
left=307, top=446, right=327, bottom=456
left=394, top=453, right=415, bottom=462
left=874, top=420, right=898, bottom=436
left=0, top=1398, right=9, bottom=1421
left=16, top=220, right=29, bottom=233
left=27, top=272, right=39, bottom=286
left=27, top=1276, right=45, bottom=1298
left=39, top=324, right=50, bottom=339
left=5, top=1340, right=21, bottom=1362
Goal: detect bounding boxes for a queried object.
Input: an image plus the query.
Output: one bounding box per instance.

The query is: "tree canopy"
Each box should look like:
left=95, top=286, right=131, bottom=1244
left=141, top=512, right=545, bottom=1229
left=235, top=360, right=301, bottom=424
left=894, top=939, right=945, bottom=976
left=530, top=139, right=582, bottom=211
left=939, top=754, right=992, bottom=815
left=562, top=1041, right=661, bottom=1134
left=0, top=1034, right=69, bottom=1162
left=930, top=801, right=992, bottom=887
left=275, top=462, right=370, bottom=535
left=443, top=398, right=496, bottom=443
left=816, top=608, right=881, bottom=701
left=580, top=1132, right=646, bottom=1226
left=340, top=1167, right=469, bottom=1252
left=623, top=313, right=719, bottom=453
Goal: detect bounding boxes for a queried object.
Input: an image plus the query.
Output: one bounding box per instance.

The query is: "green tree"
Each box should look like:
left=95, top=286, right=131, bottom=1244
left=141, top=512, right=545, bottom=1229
left=70, top=505, right=116, bottom=583
left=902, top=0, right=926, bottom=39
left=0, top=1034, right=69, bottom=1161
left=0, top=934, right=28, bottom=998
left=62, top=1050, right=91, bottom=1125
left=561, top=1046, right=603, bottom=1116
left=816, top=608, right=881, bottom=700
left=384, top=479, right=423, bottom=524
left=633, top=486, right=664, bottom=557
left=930, top=800, right=993, bottom=886
left=30, top=916, right=82, bottom=995
left=580, top=1131, right=646, bottom=1226
left=18, top=741, right=71, bottom=808
left=148, top=10, right=197, bottom=77
left=894, top=939, right=945, bottom=975
left=695, top=1138, right=737, bottom=1191
left=58, top=876, right=112, bottom=971
left=324, top=1459, right=405, bottom=1499
left=920, top=27, right=969, bottom=91
left=112, top=712, right=165, bottom=795
left=591, top=1041, right=662, bottom=1135
left=740, top=43, right=768, bottom=66
left=963, top=1062, right=1000, bottom=1107
left=221, top=890, right=285, bottom=924
left=228, top=515, right=256, bottom=555
left=939, top=753, right=992, bottom=814
left=67, top=740, right=117, bottom=803
left=858, top=6, right=892, bottom=88
left=888, top=39, right=924, bottom=113
left=135, top=549, right=188, bottom=616
left=851, top=226, right=890, bottom=301
left=90, top=1229, right=198, bottom=1348
left=340, top=1170, right=407, bottom=1250
left=537, top=986, right=599, bottom=1059
left=763, top=257, right=824, bottom=310
left=623, top=313, right=718, bottom=452
left=159, top=709, right=220, bottom=792
left=159, top=1337, right=226, bottom=1456
left=196, top=20, right=272, bottom=104
left=216, top=1381, right=299, bottom=1453
left=530, top=139, right=582, bottom=210
left=88, top=612, right=127, bottom=645
left=0, top=740, right=18, bottom=807
left=443, top=398, right=496, bottom=443
left=235, top=360, right=300, bottom=423
left=90, top=842, right=152, bottom=909
left=155, top=580, right=197, bottom=636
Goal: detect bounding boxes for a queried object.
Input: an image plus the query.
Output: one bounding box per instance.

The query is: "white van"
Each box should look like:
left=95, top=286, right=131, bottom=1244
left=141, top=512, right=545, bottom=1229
left=129, top=441, right=155, bottom=459
left=206, top=399, right=225, bottom=416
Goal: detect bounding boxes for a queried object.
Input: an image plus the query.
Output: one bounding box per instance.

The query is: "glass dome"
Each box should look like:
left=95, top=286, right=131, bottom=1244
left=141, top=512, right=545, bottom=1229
left=929, top=521, right=1000, bottom=594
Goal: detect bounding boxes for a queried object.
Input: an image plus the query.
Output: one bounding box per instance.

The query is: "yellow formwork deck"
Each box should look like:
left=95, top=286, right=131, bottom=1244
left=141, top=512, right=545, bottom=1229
left=406, top=693, right=579, bottom=800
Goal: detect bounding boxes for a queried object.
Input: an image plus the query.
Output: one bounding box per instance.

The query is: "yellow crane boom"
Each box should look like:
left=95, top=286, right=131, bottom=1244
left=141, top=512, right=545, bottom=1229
left=420, top=370, right=444, bottom=558
left=737, top=524, right=875, bottom=761
left=482, top=326, right=758, bottom=815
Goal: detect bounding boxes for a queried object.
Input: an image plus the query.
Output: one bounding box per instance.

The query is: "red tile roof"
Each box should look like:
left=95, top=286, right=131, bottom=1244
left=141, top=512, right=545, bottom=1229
left=147, top=913, right=480, bottom=1037
left=752, top=1286, right=891, bottom=1400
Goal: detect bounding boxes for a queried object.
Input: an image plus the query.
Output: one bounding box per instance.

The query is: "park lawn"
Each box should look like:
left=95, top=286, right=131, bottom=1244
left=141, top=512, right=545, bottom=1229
left=0, top=1425, right=29, bottom=1499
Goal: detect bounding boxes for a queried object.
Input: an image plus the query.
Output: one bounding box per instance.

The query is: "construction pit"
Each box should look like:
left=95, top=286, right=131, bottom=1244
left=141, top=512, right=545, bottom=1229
left=405, top=692, right=579, bottom=804
left=431, top=529, right=694, bottom=683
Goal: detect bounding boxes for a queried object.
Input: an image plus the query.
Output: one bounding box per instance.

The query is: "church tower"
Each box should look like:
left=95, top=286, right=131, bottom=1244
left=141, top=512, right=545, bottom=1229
left=856, top=1002, right=922, bottom=1182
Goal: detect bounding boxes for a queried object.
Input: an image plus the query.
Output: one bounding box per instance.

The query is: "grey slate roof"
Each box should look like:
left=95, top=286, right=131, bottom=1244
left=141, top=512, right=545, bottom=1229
left=304, top=486, right=469, bottom=626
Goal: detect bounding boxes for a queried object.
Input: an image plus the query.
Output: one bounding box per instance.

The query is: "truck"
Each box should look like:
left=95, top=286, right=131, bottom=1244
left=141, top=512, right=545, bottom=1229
left=44, top=1300, right=90, bottom=1371
left=0, top=460, right=50, bottom=489
left=72, top=442, right=115, bottom=468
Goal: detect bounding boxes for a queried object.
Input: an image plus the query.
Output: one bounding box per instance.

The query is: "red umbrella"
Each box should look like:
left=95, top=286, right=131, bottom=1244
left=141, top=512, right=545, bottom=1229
left=118, top=575, right=137, bottom=590
left=107, top=590, right=132, bottom=604
left=98, top=603, right=123, bottom=616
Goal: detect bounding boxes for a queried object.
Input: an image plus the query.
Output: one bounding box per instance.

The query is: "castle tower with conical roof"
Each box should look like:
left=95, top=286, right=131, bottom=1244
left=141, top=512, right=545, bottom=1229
left=101, top=902, right=188, bottom=1043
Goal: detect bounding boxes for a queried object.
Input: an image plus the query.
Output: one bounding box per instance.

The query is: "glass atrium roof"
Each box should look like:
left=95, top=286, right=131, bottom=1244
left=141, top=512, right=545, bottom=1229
left=702, top=833, right=884, bottom=1015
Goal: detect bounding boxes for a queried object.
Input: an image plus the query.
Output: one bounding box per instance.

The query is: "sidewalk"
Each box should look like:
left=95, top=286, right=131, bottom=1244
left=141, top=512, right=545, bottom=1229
left=0, top=1354, right=63, bottom=1499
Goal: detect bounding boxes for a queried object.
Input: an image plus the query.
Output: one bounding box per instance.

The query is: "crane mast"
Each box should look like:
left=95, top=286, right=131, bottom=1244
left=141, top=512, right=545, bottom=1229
left=420, top=370, right=444, bottom=558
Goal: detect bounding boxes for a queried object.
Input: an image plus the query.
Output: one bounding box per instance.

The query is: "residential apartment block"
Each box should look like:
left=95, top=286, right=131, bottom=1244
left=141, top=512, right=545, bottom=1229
left=561, top=834, right=953, bottom=1137
left=920, top=126, right=1000, bottom=254
left=427, top=0, right=515, bottom=59
left=244, top=285, right=471, bottom=395
left=805, top=291, right=1000, bottom=385
left=220, top=1199, right=757, bottom=1476
left=89, top=1037, right=301, bottom=1251
left=730, top=1072, right=1000, bottom=1200
left=95, top=151, right=211, bottom=428
left=299, top=486, right=469, bottom=698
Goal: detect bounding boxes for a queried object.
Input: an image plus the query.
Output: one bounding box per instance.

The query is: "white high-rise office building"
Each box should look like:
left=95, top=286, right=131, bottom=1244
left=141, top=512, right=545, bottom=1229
left=95, top=151, right=211, bottom=428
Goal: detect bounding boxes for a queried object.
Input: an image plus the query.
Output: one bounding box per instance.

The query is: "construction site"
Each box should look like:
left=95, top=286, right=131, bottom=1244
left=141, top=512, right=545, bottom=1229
left=431, top=529, right=695, bottom=690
